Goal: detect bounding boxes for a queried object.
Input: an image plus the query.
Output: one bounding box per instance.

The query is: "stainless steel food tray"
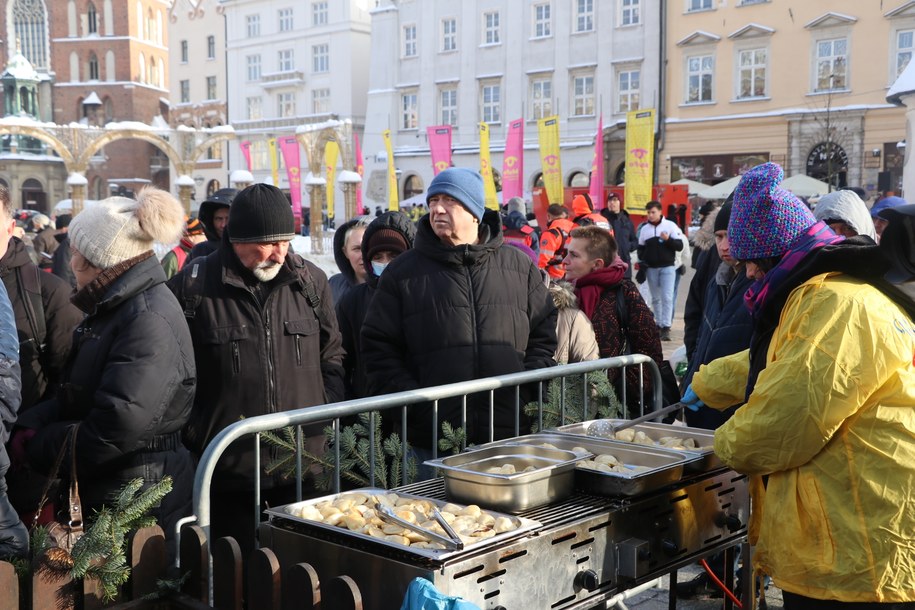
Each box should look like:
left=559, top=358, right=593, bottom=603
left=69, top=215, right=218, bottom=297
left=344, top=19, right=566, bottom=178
left=424, top=444, right=590, bottom=513
left=552, top=420, right=720, bottom=472
left=474, top=433, right=694, bottom=497
left=265, top=487, right=541, bottom=561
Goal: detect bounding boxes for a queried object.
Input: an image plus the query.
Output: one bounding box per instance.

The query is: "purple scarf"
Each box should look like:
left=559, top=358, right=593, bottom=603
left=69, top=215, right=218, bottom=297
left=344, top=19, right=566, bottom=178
left=744, top=221, right=844, bottom=319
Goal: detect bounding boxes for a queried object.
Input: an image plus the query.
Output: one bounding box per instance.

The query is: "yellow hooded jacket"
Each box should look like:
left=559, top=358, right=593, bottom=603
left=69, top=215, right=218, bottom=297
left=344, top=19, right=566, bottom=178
left=693, top=272, right=915, bottom=603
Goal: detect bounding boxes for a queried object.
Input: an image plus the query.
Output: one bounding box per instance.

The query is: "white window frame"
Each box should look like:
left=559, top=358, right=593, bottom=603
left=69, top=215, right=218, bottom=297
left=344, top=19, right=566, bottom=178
left=179, top=79, right=190, bottom=103
left=574, top=0, right=594, bottom=33
left=620, top=0, right=640, bottom=27
left=530, top=77, right=552, bottom=120
left=686, top=53, right=714, bottom=103
left=246, top=54, right=261, bottom=81
left=207, top=35, right=215, bottom=59
left=814, top=37, right=847, bottom=92
left=401, top=91, right=418, bottom=130
left=403, top=24, right=417, bottom=58
left=483, top=11, right=500, bottom=45
left=481, top=82, right=501, bottom=123
left=312, top=43, right=329, bottom=73
left=532, top=3, right=551, bottom=39
left=278, top=49, right=294, bottom=73
left=246, top=14, right=260, bottom=37
left=686, top=0, right=713, bottom=13
left=897, top=29, right=914, bottom=79
left=180, top=40, right=188, bottom=63
left=205, top=75, right=217, bottom=100
left=571, top=73, right=595, bottom=116
left=736, top=47, right=767, bottom=99
left=617, top=69, right=640, bottom=113
left=246, top=96, right=262, bottom=120
left=440, top=88, right=457, bottom=126
left=441, top=18, right=457, bottom=52
left=738, top=0, right=768, bottom=5
left=278, top=91, right=296, bottom=118
left=279, top=7, right=294, bottom=31
left=312, top=88, right=330, bottom=114
left=312, top=2, right=328, bottom=27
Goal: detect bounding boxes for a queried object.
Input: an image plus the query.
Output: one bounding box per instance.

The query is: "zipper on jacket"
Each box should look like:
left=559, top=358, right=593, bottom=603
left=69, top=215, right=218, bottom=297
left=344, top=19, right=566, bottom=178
left=294, top=334, right=302, bottom=367
left=264, top=306, right=276, bottom=413
left=231, top=341, right=240, bottom=374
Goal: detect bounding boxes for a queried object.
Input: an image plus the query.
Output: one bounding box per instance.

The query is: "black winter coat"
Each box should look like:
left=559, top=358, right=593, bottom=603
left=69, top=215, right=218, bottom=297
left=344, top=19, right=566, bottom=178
left=362, top=211, right=558, bottom=446
left=0, top=237, right=83, bottom=412
left=168, top=244, right=345, bottom=490
left=329, top=218, right=362, bottom=304
left=51, top=234, right=76, bottom=288
left=600, top=209, right=638, bottom=278
left=21, top=256, right=196, bottom=541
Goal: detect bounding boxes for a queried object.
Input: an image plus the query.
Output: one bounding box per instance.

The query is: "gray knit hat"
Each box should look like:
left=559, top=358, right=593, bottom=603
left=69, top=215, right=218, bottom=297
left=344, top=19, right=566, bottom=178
left=69, top=187, right=184, bottom=269
left=228, top=183, right=295, bottom=243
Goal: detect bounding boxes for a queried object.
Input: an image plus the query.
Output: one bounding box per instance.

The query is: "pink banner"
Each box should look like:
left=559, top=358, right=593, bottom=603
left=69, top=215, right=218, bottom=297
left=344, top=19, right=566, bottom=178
left=502, top=118, right=524, bottom=201
left=239, top=140, right=252, bottom=171
left=354, top=132, right=364, bottom=215
left=427, top=125, right=453, bottom=175
left=277, top=136, right=302, bottom=221
left=589, top=115, right=605, bottom=209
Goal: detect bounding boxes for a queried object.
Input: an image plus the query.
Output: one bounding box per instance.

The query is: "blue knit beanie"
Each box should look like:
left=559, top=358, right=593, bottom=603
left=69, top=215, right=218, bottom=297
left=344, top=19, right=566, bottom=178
left=728, top=162, right=816, bottom=260
left=426, top=167, right=486, bottom=221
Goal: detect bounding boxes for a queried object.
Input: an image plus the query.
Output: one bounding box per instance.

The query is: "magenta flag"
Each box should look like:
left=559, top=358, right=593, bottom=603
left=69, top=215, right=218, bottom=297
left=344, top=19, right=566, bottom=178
left=502, top=118, right=524, bottom=201
left=277, top=136, right=302, bottom=222
left=589, top=115, right=605, bottom=209
left=239, top=140, right=253, bottom=171
left=427, top=126, right=453, bottom=175
left=354, top=132, right=365, bottom=215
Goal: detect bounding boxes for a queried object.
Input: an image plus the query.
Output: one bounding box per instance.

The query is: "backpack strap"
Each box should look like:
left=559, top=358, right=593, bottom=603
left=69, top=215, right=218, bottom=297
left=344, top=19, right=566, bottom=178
left=172, top=245, right=189, bottom=272
left=182, top=260, right=205, bottom=319
left=16, top=264, right=47, bottom=359
left=291, top=256, right=330, bottom=327
left=612, top=283, right=630, bottom=355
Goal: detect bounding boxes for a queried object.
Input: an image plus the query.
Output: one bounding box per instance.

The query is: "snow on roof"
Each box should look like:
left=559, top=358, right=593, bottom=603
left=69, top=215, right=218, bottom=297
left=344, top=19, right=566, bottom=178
left=888, top=57, right=915, bottom=105
left=297, top=120, right=343, bottom=134
left=230, top=169, right=254, bottom=183
left=175, top=174, right=196, bottom=187
left=337, top=170, right=362, bottom=183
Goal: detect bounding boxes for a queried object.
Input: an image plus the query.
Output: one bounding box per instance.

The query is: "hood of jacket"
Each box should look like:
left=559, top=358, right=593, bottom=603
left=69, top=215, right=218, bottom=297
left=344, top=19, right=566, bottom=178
left=548, top=281, right=579, bottom=310
left=503, top=210, right=530, bottom=231
left=332, top=218, right=362, bottom=282
left=197, top=199, right=230, bottom=242
left=413, top=209, right=503, bottom=267
left=691, top=207, right=720, bottom=252
left=0, top=237, right=35, bottom=276
left=362, top=211, right=416, bottom=288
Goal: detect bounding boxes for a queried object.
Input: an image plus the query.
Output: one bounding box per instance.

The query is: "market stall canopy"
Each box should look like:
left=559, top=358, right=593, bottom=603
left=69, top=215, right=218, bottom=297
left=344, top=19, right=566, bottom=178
left=672, top=178, right=709, bottom=196
left=696, top=175, right=741, bottom=200
left=779, top=174, right=831, bottom=198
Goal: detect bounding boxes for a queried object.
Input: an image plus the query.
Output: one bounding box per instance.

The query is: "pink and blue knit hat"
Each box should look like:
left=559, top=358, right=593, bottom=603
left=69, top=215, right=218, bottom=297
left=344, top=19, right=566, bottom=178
left=728, top=162, right=816, bottom=260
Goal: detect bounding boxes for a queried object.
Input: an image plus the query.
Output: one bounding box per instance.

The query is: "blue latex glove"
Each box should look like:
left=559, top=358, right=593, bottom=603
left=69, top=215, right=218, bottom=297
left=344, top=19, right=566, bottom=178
left=400, top=577, right=481, bottom=610
left=0, top=280, right=18, bottom=361
left=681, top=385, right=706, bottom=412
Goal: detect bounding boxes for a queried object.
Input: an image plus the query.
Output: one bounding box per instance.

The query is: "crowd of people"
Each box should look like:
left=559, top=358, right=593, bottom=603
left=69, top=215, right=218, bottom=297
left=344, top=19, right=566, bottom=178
left=0, top=161, right=912, bottom=608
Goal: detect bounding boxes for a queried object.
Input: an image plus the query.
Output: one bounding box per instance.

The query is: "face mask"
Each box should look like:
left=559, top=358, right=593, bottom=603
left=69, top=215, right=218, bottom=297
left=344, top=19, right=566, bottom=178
left=371, top=261, right=389, bottom=276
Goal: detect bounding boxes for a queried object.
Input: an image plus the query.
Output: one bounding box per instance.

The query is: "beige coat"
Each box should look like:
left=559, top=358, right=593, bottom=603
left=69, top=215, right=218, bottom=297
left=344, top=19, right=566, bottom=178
left=549, top=282, right=599, bottom=364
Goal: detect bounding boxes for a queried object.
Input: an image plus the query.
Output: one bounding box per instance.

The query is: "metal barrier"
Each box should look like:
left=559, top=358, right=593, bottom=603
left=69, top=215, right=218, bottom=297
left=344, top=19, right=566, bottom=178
left=189, top=355, right=662, bottom=539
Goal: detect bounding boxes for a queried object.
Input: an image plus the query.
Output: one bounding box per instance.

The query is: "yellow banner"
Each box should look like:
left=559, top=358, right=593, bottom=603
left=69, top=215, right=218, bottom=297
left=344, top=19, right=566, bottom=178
left=479, top=123, right=499, bottom=211
left=624, top=109, right=655, bottom=214
left=383, top=129, right=399, bottom=211
left=268, top=138, right=279, bottom=188
left=537, top=116, right=563, bottom=205
left=324, top=139, right=339, bottom=219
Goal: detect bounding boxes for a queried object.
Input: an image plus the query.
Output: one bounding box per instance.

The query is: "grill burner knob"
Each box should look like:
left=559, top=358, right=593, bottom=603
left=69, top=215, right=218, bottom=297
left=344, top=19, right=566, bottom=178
left=661, top=539, right=679, bottom=555
left=716, top=512, right=743, bottom=532
left=575, top=569, right=600, bottom=592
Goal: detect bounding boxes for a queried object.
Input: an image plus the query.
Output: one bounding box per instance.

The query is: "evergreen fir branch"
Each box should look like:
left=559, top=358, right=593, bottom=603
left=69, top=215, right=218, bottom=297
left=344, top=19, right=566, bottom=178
left=524, top=372, right=622, bottom=432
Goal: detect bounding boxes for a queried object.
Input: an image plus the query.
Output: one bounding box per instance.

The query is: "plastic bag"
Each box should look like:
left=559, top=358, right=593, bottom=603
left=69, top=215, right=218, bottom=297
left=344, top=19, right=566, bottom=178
left=399, top=577, right=481, bottom=610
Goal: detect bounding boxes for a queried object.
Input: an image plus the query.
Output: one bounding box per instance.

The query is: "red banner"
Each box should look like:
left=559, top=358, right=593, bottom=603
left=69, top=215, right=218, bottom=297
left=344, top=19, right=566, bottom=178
left=277, top=136, right=302, bottom=222
left=354, top=132, right=364, bottom=215
left=502, top=118, right=524, bottom=201
left=589, top=115, right=604, bottom=209
left=239, top=140, right=252, bottom=171
left=427, top=125, right=453, bottom=175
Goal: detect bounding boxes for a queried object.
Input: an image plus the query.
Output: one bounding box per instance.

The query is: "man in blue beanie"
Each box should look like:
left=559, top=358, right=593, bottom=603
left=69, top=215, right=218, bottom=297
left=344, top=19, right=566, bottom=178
left=362, top=167, right=558, bottom=454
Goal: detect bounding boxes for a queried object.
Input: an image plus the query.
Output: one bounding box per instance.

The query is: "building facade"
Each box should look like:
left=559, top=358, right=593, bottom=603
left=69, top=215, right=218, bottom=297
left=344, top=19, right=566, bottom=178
left=221, top=0, right=371, bottom=210
left=662, top=0, right=911, bottom=199
left=361, top=0, right=660, bottom=208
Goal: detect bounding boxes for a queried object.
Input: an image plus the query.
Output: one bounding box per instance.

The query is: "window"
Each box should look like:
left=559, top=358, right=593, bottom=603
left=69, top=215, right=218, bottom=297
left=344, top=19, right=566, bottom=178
left=312, top=43, right=329, bottom=73
left=180, top=40, right=188, bottom=63
left=246, top=54, right=261, bottom=81
left=483, top=11, right=500, bottom=44
left=621, top=0, right=640, bottom=26
left=687, top=0, right=713, bottom=12
left=440, top=88, right=457, bottom=125
left=246, top=14, right=260, bottom=37
left=618, top=70, right=640, bottom=112
left=403, top=25, right=417, bottom=57
left=815, top=38, right=847, bottom=91
left=207, top=35, right=215, bottom=59
left=312, top=88, right=330, bottom=113
left=246, top=96, right=262, bottom=120
left=278, top=92, right=296, bottom=117
left=400, top=92, right=418, bottom=129
left=572, top=74, right=594, bottom=116
left=87, top=2, right=97, bottom=34
left=279, top=7, right=294, bottom=31
left=739, top=0, right=768, bottom=5
left=442, top=18, right=457, bottom=52
left=531, top=77, right=552, bottom=119
left=88, top=53, right=99, bottom=80
left=278, top=49, right=294, bottom=72
left=481, top=83, right=501, bottom=123
left=575, top=0, right=593, bottom=33
left=14, top=0, right=49, bottom=69
left=533, top=3, right=551, bottom=38
left=687, top=54, right=714, bottom=102
left=312, top=3, right=327, bottom=26
left=179, top=79, right=190, bottom=103
left=738, top=48, right=766, bottom=98
left=897, top=30, right=913, bottom=78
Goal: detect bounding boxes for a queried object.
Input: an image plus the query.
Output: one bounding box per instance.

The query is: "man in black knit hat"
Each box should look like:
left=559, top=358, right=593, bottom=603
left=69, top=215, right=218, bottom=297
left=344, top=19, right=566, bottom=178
left=168, top=183, right=344, bottom=557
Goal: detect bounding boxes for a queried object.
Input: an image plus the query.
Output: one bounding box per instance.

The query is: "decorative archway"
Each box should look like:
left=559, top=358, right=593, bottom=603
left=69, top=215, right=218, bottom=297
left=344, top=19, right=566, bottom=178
left=805, top=142, right=848, bottom=190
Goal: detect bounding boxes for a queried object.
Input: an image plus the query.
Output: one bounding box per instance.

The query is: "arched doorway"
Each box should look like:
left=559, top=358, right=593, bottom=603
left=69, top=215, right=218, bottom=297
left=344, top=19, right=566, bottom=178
left=568, top=171, right=589, bottom=187
left=806, top=142, right=848, bottom=190
left=531, top=172, right=544, bottom=189
left=403, top=174, right=424, bottom=199
left=614, top=163, right=626, bottom=185
left=21, top=178, right=46, bottom=213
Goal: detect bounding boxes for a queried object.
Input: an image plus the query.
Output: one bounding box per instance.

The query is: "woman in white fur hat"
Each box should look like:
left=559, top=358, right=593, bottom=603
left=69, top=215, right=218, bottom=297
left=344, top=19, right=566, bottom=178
left=16, top=187, right=196, bottom=554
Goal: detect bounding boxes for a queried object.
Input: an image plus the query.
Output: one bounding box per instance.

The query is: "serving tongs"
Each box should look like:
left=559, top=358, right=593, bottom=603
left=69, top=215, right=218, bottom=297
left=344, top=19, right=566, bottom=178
left=586, top=402, right=687, bottom=439
left=374, top=503, right=464, bottom=551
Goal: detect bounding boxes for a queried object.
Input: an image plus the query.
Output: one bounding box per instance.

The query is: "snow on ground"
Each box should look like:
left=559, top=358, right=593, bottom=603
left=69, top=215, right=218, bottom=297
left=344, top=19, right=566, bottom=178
left=292, top=233, right=340, bottom=280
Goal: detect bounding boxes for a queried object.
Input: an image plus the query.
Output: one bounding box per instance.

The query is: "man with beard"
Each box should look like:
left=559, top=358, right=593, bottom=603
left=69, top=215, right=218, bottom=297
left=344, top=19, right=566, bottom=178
left=168, top=183, right=344, bottom=556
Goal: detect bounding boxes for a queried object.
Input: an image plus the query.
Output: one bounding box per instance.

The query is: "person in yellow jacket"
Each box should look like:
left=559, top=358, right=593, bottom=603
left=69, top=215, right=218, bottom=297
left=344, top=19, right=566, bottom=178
left=682, top=162, right=915, bottom=609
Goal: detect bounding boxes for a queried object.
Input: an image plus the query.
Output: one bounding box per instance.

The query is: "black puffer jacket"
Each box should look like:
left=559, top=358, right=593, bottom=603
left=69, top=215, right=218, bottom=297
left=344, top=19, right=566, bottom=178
left=362, top=210, right=558, bottom=445
left=0, top=237, right=83, bottom=412
left=329, top=218, right=363, bottom=304
left=189, top=197, right=230, bottom=260
left=600, top=209, right=638, bottom=278
left=168, top=243, right=345, bottom=491
left=21, top=256, right=196, bottom=541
